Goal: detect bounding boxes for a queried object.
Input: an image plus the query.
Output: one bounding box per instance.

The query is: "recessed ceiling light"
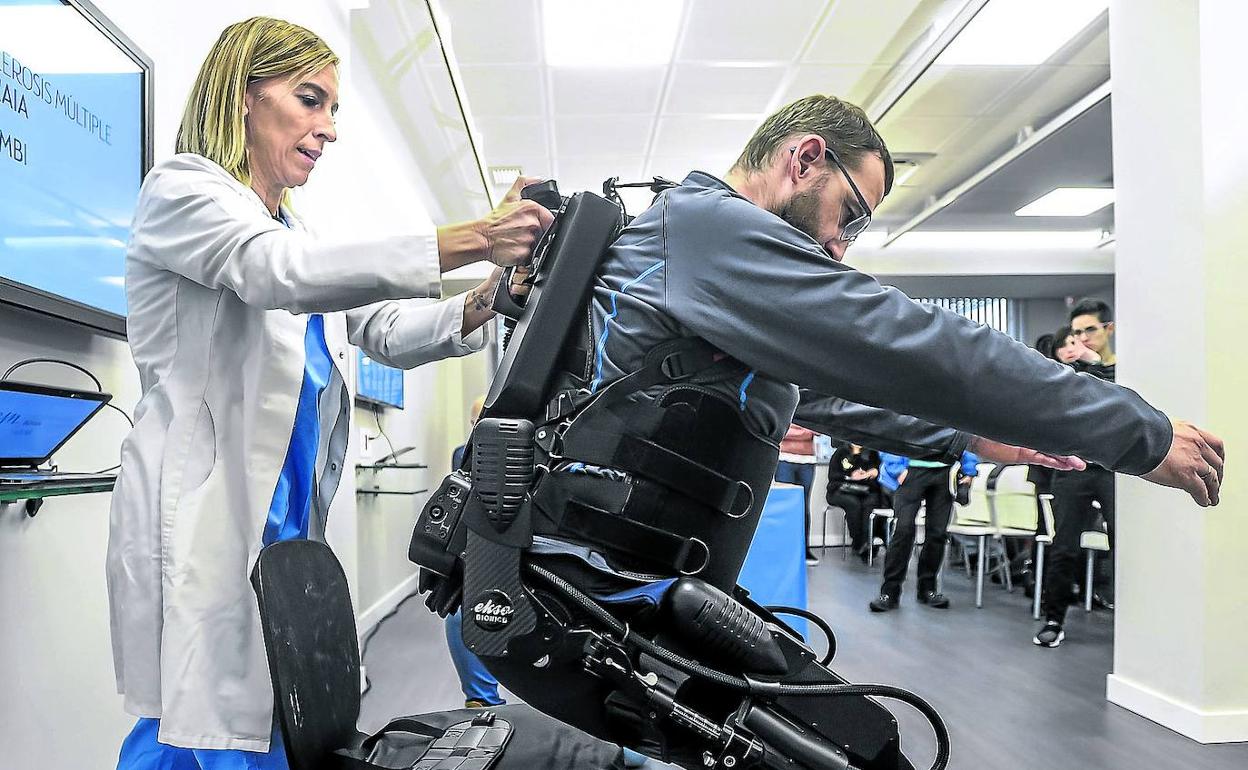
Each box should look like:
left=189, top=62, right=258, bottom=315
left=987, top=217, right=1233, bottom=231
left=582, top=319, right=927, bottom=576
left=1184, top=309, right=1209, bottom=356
left=892, top=231, right=1105, bottom=250
left=936, top=0, right=1108, bottom=66
left=1015, top=188, right=1114, bottom=217
left=543, top=0, right=684, bottom=68
left=489, top=165, right=523, bottom=186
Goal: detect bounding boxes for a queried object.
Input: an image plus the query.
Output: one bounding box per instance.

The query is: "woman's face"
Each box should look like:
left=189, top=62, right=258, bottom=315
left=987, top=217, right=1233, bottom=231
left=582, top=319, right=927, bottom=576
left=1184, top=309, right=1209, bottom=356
left=244, top=65, right=338, bottom=198
left=1054, top=335, right=1082, bottom=364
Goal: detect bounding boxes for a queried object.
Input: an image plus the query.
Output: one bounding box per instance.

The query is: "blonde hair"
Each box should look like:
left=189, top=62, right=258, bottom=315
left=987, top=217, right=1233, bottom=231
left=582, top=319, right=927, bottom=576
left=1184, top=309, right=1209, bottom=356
left=176, top=17, right=338, bottom=187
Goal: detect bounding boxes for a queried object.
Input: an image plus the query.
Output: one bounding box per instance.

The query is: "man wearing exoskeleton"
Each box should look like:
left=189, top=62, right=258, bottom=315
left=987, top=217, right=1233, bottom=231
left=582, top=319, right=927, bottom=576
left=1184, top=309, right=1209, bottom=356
left=410, top=96, right=1225, bottom=770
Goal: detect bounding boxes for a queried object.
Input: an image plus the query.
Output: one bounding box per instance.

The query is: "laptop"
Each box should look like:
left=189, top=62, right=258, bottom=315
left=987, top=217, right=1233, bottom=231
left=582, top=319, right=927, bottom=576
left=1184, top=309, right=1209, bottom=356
left=0, top=379, right=116, bottom=487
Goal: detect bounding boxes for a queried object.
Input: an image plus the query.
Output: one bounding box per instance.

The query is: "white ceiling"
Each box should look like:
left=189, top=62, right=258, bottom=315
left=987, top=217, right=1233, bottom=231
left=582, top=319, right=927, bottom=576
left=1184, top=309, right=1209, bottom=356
left=439, top=0, right=1111, bottom=233
left=350, top=0, right=1118, bottom=287
left=442, top=0, right=938, bottom=207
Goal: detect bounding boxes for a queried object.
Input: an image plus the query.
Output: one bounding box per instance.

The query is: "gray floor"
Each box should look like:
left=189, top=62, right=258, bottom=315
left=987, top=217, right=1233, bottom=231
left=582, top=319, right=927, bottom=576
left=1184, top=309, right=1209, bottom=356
left=361, top=549, right=1248, bottom=770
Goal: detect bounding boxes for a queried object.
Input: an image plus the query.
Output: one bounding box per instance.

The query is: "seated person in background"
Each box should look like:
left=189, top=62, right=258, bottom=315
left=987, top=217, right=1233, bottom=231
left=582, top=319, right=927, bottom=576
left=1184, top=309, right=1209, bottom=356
left=870, top=451, right=978, bottom=612
left=825, top=443, right=885, bottom=562
left=775, top=423, right=821, bottom=564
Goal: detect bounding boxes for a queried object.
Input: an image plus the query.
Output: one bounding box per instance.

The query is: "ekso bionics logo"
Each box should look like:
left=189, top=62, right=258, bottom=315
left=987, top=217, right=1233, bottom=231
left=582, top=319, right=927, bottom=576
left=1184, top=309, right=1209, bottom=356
left=471, top=590, right=516, bottom=632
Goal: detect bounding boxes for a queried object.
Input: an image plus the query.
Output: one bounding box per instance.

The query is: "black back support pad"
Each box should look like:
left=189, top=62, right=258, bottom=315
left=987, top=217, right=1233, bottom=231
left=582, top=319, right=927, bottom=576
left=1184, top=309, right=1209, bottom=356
left=252, top=539, right=364, bottom=770
left=483, top=191, right=622, bottom=418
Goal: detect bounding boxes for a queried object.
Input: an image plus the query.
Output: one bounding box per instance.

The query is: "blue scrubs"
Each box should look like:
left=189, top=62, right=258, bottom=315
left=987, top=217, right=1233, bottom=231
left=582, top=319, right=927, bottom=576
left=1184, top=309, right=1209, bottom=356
left=119, top=213, right=333, bottom=769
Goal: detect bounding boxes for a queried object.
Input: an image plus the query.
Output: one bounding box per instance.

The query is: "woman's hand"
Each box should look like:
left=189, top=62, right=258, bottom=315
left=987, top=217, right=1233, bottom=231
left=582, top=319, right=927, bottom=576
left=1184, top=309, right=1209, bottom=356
left=461, top=267, right=503, bottom=336
left=474, top=176, right=556, bottom=267
left=849, top=468, right=871, bottom=481
left=436, top=176, right=556, bottom=271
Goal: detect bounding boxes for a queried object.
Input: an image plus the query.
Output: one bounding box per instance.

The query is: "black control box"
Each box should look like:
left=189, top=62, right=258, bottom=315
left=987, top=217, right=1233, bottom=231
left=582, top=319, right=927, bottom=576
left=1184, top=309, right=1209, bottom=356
left=409, top=471, right=471, bottom=577
left=470, top=418, right=535, bottom=533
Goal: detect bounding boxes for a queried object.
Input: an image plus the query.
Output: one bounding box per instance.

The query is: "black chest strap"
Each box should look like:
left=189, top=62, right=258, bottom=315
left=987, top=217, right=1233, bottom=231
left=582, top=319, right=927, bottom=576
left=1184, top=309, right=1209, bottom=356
left=532, top=472, right=711, bottom=577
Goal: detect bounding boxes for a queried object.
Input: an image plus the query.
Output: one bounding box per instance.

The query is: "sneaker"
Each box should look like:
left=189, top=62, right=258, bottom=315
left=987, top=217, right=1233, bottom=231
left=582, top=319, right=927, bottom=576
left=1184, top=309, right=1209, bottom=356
left=1033, top=620, right=1065, bottom=648
left=465, top=699, right=490, bottom=709
left=1093, top=592, right=1115, bottom=611
left=916, top=590, right=950, bottom=609
left=805, top=551, right=821, bottom=566
left=869, top=593, right=899, bottom=612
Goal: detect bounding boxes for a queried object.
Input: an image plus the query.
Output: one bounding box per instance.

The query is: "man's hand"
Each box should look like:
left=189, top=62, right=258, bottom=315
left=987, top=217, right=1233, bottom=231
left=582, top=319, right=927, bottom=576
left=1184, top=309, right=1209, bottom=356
left=474, top=176, right=556, bottom=267
left=1142, top=419, right=1226, bottom=507
left=1073, top=339, right=1101, bottom=364
left=968, top=436, right=1087, bottom=472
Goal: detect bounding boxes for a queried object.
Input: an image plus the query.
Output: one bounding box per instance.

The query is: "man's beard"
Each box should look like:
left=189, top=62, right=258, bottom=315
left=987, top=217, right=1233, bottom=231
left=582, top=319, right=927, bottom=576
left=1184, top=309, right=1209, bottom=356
left=772, top=178, right=827, bottom=243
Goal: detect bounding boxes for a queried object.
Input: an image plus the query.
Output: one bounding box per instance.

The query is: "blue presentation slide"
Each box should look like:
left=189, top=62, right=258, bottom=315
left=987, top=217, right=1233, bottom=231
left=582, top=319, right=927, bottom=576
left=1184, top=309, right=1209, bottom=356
left=0, top=388, right=100, bottom=459
left=0, top=0, right=144, bottom=317
left=357, top=349, right=405, bottom=409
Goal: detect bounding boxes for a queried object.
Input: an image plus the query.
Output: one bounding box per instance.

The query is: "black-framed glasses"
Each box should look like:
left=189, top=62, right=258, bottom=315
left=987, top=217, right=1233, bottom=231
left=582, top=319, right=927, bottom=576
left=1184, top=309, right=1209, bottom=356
left=824, top=146, right=872, bottom=245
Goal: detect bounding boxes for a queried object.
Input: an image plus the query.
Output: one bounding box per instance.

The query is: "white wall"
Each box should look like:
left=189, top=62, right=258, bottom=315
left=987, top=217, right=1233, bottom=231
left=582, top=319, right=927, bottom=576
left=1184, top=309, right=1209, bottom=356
left=1107, top=0, right=1248, bottom=742
left=0, top=1, right=488, bottom=765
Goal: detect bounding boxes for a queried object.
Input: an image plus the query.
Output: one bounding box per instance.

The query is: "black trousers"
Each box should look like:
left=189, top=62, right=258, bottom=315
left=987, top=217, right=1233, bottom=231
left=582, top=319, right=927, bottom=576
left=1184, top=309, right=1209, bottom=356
left=881, top=466, right=953, bottom=597
left=828, top=489, right=882, bottom=552
left=1040, top=465, right=1115, bottom=623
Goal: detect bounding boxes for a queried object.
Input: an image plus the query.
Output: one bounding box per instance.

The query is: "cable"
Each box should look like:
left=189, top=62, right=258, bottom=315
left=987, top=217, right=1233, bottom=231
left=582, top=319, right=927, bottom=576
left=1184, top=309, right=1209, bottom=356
left=92, top=402, right=136, bottom=473
left=371, top=403, right=397, bottom=465
left=1, top=357, right=135, bottom=475
left=764, top=605, right=836, bottom=667
left=526, top=562, right=951, bottom=770
left=2, top=357, right=102, bottom=391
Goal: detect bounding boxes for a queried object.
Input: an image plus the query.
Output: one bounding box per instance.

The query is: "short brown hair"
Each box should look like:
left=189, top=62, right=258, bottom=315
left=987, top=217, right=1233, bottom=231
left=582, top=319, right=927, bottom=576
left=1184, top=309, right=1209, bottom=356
left=733, top=95, right=894, bottom=195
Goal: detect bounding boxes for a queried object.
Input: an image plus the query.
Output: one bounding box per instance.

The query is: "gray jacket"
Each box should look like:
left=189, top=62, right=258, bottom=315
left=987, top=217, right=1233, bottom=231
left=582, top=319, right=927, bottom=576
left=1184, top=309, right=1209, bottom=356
left=584, top=171, right=1170, bottom=475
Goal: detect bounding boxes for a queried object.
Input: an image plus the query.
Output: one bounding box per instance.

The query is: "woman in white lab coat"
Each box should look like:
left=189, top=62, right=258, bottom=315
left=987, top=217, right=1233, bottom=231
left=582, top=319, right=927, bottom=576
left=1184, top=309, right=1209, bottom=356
left=109, top=17, right=552, bottom=768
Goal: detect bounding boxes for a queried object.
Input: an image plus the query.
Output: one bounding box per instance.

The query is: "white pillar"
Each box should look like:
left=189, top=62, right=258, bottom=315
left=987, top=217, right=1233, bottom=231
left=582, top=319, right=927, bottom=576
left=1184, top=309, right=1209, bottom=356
left=1107, top=0, right=1248, bottom=743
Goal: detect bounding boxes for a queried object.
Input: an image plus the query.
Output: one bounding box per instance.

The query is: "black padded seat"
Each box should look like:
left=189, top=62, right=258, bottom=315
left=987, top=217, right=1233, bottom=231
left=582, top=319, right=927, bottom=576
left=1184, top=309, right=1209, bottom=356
left=252, top=539, right=625, bottom=770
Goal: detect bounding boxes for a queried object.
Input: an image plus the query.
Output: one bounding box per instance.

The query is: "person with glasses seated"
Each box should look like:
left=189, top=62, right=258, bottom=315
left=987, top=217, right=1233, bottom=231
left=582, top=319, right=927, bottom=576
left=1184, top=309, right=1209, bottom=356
left=1034, top=300, right=1121, bottom=648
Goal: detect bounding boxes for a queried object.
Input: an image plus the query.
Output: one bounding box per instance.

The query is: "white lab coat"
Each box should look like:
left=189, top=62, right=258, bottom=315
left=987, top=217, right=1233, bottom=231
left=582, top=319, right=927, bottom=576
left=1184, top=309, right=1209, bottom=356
left=105, top=153, right=487, bottom=750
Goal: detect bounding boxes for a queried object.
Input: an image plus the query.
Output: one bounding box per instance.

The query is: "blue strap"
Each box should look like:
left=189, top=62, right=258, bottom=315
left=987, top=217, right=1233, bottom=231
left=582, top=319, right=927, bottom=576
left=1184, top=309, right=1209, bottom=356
left=592, top=578, right=677, bottom=608
left=262, top=314, right=334, bottom=545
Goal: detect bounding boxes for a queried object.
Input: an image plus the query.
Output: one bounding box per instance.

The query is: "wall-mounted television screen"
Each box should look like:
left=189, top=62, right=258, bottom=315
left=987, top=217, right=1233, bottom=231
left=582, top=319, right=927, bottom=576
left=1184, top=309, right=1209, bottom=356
left=0, top=0, right=152, bottom=337
left=356, top=349, right=405, bottom=410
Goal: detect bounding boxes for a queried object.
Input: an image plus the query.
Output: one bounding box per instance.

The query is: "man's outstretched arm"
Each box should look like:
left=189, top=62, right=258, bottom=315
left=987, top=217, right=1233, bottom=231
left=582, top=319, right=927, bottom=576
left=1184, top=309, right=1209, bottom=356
left=793, top=391, right=1084, bottom=473
left=662, top=186, right=1221, bottom=504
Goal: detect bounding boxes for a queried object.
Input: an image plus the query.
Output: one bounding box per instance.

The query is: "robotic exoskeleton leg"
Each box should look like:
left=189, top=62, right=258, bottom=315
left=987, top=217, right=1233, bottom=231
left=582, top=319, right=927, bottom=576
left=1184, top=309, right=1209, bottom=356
left=413, top=457, right=948, bottom=770
left=410, top=181, right=950, bottom=770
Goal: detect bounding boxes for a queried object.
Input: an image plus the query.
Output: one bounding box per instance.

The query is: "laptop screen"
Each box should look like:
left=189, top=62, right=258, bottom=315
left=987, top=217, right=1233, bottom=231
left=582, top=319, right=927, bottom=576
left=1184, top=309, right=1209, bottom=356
left=0, top=381, right=111, bottom=466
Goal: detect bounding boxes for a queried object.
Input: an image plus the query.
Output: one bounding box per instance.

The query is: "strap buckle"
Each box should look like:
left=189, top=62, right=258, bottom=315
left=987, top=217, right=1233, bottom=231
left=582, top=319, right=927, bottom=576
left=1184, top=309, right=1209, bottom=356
left=677, top=537, right=711, bottom=576
left=660, top=350, right=701, bottom=380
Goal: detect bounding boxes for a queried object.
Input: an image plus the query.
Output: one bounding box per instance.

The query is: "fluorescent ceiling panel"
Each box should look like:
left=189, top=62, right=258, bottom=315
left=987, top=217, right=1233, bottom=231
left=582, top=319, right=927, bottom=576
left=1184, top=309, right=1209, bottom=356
left=1015, top=187, right=1114, bottom=217
left=543, top=0, right=683, bottom=67
left=892, top=230, right=1105, bottom=250
left=936, top=0, right=1108, bottom=66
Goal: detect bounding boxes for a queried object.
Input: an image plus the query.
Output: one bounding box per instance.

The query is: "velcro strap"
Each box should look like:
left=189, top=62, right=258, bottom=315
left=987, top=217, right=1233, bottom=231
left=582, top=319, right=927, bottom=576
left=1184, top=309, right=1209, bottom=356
left=613, top=435, right=754, bottom=518
left=412, top=716, right=513, bottom=770
left=562, top=500, right=710, bottom=576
